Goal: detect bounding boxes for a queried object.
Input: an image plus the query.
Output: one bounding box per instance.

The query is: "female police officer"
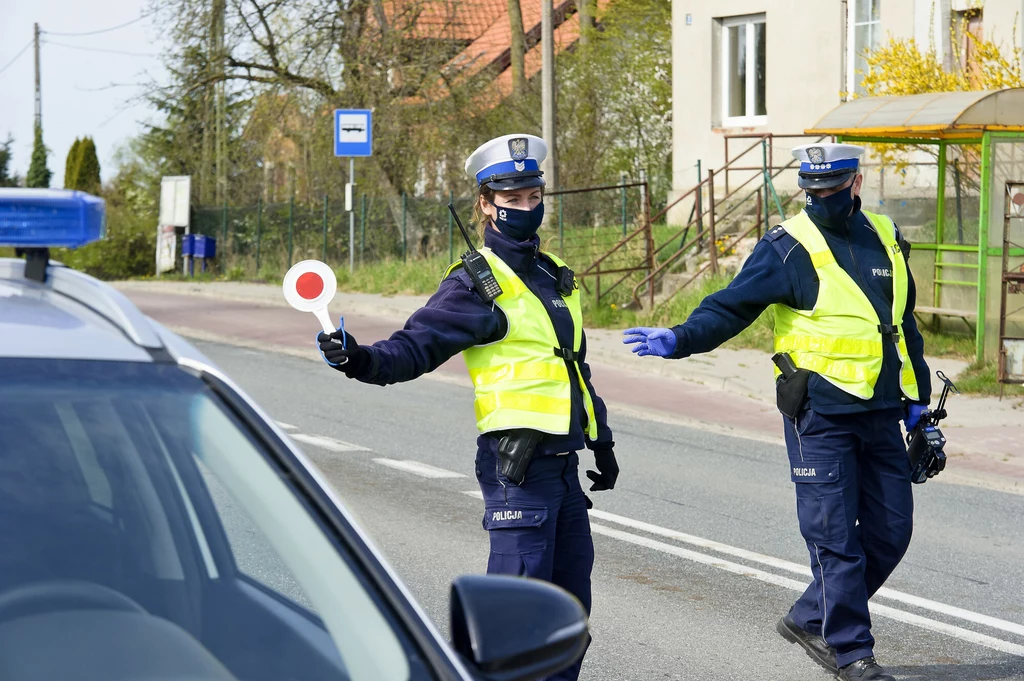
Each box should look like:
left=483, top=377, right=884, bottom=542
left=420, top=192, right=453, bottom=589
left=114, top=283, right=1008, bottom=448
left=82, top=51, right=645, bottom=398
left=316, top=134, right=617, bottom=681
left=624, top=144, right=930, bottom=681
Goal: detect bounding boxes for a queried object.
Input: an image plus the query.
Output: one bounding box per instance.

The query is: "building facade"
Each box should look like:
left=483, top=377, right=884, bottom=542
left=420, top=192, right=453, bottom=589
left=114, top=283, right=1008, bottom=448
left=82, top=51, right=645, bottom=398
left=670, top=0, right=1024, bottom=218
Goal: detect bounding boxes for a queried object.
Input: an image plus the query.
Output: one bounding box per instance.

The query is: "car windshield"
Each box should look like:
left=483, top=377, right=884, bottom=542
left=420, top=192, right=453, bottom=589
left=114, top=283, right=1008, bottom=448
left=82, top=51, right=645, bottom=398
left=0, top=359, right=431, bottom=681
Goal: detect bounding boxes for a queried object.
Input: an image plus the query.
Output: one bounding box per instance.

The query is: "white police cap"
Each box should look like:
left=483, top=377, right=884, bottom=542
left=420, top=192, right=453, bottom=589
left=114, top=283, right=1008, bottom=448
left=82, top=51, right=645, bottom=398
left=465, top=134, right=547, bottom=191
left=792, top=143, right=865, bottom=190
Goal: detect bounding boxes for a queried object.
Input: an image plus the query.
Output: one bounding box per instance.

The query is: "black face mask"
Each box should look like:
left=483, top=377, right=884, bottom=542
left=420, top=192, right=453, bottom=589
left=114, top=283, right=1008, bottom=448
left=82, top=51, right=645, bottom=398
left=490, top=200, right=545, bottom=241
left=804, top=183, right=855, bottom=227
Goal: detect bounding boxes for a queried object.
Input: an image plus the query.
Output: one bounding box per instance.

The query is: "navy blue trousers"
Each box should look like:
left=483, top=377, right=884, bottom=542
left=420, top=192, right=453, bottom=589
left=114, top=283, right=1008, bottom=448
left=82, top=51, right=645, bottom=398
left=476, top=446, right=594, bottom=681
left=784, top=407, right=914, bottom=668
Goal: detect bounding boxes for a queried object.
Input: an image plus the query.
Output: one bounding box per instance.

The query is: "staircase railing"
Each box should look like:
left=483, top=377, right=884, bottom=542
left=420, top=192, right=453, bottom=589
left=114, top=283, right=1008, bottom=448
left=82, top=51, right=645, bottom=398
left=580, top=135, right=776, bottom=306
left=627, top=135, right=827, bottom=309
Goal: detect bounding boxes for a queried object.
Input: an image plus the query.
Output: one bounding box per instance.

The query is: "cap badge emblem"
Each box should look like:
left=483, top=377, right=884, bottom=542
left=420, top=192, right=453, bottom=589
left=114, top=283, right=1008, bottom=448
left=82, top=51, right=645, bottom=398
left=509, top=138, right=528, bottom=161
left=807, top=147, right=825, bottom=164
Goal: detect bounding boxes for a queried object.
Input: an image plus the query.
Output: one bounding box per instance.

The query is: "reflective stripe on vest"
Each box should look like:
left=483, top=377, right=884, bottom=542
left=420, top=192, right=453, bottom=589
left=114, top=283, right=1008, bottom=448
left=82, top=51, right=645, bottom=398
left=772, top=210, right=920, bottom=401
left=443, top=248, right=598, bottom=438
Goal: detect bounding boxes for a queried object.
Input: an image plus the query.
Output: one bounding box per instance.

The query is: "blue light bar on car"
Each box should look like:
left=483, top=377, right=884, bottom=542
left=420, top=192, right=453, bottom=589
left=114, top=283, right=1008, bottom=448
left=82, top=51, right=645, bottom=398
left=0, top=188, right=106, bottom=249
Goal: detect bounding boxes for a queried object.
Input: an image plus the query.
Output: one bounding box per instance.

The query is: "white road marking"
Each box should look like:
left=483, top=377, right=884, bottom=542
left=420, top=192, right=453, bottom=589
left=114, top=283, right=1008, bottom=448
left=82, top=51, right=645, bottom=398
left=373, top=458, right=467, bottom=479
left=590, top=509, right=1024, bottom=639
left=275, top=421, right=298, bottom=431
left=281, top=419, right=1023, bottom=650
left=291, top=433, right=369, bottom=452
left=590, top=524, right=1024, bottom=658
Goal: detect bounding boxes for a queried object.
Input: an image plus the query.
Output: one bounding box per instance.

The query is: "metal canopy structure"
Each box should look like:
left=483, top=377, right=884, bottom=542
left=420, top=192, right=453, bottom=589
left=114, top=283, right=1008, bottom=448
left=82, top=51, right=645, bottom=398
left=807, top=90, right=1024, bottom=140
left=804, top=89, right=1024, bottom=363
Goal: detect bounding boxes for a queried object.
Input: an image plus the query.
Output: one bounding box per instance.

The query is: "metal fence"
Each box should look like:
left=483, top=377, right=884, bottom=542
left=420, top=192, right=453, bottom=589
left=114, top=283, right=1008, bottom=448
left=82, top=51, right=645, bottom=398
left=189, top=181, right=649, bottom=278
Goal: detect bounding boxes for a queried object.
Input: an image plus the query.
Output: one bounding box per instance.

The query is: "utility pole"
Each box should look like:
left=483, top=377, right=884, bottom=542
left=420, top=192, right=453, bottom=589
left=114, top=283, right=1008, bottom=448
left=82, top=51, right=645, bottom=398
left=578, top=0, right=593, bottom=45
left=202, top=0, right=226, bottom=206
left=541, top=0, right=558, bottom=191
left=33, top=23, right=42, bottom=128
left=212, top=0, right=227, bottom=205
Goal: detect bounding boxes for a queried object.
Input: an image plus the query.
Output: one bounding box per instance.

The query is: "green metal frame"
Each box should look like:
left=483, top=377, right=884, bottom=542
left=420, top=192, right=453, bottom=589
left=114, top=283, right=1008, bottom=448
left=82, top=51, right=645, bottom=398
left=935, top=142, right=947, bottom=310
left=836, top=130, right=1024, bottom=364
left=978, top=131, right=992, bottom=364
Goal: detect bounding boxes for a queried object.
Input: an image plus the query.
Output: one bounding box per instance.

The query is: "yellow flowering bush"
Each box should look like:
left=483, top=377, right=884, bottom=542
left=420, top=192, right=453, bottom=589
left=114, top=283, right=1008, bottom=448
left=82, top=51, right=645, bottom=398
left=854, top=24, right=1023, bottom=171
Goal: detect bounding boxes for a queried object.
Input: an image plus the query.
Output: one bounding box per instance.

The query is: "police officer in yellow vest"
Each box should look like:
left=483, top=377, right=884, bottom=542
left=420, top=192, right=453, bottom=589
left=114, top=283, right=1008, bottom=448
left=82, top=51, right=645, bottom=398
left=623, top=144, right=931, bottom=681
left=317, top=134, right=616, bottom=681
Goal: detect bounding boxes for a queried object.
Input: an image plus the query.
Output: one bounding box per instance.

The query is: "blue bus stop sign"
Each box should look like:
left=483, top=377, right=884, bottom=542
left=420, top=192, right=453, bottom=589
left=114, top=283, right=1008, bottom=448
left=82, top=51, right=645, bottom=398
left=334, top=109, right=372, bottom=157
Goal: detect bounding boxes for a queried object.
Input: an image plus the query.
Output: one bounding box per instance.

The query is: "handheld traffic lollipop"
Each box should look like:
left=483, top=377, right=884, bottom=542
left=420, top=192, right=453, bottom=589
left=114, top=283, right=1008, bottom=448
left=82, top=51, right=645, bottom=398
left=283, top=260, right=344, bottom=342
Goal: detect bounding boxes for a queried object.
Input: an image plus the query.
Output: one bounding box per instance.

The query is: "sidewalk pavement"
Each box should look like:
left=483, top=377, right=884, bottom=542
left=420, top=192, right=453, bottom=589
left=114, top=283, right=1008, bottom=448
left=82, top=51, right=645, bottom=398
left=114, top=280, right=1024, bottom=495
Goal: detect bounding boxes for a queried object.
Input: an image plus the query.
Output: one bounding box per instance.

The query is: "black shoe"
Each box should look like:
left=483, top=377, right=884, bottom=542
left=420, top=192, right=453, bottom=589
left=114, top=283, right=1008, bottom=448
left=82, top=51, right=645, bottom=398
left=776, top=613, right=838, bottom=673
left=837, top=657, right=895, bottom=681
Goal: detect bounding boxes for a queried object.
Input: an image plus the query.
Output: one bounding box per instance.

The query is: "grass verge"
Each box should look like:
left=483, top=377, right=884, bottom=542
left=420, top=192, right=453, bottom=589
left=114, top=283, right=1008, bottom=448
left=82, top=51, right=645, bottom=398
left=132, top=256, right=1020, bottom=398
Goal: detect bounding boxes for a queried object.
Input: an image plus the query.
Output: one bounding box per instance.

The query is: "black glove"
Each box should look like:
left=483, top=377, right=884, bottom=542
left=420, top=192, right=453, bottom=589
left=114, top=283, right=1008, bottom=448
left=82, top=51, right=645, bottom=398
left=586, top=443, right=618, bottom=492
left=317, top=329, right=370, bottom=375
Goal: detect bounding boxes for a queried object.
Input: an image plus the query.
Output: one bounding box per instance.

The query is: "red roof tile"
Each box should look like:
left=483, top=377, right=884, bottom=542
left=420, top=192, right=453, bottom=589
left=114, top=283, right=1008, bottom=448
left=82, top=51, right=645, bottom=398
left=403, top=0, right=609, bottom=106
left=380, top=0, right=506, bottom=42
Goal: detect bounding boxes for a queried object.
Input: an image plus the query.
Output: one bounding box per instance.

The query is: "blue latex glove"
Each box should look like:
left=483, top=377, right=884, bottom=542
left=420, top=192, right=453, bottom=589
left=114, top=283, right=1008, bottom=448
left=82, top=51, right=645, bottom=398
left=622, top=327, right=677, bottom=358
left=905, top=403, right=928, bottom=430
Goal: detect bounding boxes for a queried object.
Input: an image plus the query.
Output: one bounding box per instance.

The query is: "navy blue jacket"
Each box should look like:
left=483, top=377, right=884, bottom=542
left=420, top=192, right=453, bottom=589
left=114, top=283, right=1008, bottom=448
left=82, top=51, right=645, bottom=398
left=670, top=198, right=931, bottom=414
left=348, top=227, right=613, bottom=456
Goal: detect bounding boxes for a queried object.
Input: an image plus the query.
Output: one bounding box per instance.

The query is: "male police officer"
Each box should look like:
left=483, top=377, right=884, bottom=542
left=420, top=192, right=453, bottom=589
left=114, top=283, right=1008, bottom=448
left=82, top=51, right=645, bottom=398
left=623, top=144, right=930, bottom=680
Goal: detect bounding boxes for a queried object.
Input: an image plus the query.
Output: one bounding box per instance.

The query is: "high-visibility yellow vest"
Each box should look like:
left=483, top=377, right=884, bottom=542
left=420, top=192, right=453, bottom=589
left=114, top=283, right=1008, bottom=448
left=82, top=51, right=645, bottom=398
left=443, top=248, right=598, bottom=438
left=773, top=210, right=920, bottom=401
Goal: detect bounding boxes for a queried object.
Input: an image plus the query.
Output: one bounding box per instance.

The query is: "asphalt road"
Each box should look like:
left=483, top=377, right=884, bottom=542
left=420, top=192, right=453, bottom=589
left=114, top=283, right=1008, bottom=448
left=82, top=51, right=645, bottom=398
left=196, top=339, right=1024, bottom=681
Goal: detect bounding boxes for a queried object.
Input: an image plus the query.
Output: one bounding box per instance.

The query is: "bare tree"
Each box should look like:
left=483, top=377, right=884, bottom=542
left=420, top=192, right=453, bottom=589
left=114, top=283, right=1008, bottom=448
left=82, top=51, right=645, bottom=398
left=153, top=0, right=489, bottom=252
left=508, top=0, right=526, bottom=96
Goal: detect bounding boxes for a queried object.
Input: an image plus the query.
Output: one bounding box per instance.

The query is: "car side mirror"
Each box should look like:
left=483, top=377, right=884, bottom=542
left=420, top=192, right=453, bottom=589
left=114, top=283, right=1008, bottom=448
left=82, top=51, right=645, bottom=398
left=449, top=574, right=588, bottom=681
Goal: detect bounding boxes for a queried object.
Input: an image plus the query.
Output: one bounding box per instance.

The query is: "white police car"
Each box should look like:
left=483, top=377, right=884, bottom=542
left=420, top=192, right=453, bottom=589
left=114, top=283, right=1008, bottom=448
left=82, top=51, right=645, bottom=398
left=0, top=188, right=588, bottom=681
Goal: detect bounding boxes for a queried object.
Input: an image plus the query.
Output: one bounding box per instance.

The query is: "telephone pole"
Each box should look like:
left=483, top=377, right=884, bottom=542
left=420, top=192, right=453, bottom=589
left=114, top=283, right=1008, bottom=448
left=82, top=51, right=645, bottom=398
left=33, top=23, right=42, bottom=128
left=212, top=0, right=227, bottom=205
left=541, top=0, right=558, bottom=190
left=201, top=0, right=226, bottom=205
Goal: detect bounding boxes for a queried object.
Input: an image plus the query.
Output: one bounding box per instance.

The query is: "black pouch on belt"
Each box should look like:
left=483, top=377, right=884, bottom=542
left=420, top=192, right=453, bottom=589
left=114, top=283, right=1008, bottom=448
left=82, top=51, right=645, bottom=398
left=772, top=352, right=810, bottom=420
left=496, top=429, right=545, bottom=485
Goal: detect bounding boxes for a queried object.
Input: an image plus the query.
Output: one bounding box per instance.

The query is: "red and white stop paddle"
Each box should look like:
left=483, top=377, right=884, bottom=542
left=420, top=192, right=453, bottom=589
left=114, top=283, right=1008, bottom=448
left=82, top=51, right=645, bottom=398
left=283, top=260, right=340, bottom=335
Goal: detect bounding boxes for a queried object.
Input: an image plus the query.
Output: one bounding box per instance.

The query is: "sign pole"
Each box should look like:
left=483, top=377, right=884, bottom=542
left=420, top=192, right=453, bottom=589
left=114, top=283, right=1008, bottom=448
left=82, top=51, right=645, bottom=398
left=334, top=108, right=372, bottom=274
left=349, top=158, right=355, bottom=274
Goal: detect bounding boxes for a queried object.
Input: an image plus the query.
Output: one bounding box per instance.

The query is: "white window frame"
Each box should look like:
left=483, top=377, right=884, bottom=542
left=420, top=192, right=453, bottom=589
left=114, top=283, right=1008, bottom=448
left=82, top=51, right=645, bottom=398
left=721, top=14, right=767, bottom=128
left=847, top=0, right=881, bottom=97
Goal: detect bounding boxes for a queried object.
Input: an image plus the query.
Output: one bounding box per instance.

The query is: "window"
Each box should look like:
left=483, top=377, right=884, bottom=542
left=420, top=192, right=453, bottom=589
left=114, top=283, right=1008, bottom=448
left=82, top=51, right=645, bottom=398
left=721, top=14, right=767, bottom=127
left=952, top=8, right=983, bottom=85
left=0, top=359, right=432, bottom=681
left=848, top=0, right=881, bottom=96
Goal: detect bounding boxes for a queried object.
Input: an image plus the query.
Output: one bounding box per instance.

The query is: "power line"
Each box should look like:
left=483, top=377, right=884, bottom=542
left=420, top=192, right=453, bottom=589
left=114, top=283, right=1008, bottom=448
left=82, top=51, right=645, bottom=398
left=42, top=13, right=151, bottom=37
left=0, top=40, right=33, bottom=79
left=43, top=40, right=159, bottom=58
left=75, top=81, right=149, bottom=92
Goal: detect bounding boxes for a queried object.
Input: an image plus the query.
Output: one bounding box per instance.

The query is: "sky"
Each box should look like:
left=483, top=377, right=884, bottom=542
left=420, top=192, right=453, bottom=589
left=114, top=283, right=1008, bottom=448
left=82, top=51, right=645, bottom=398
left=0, top=0, right=167, bottom=187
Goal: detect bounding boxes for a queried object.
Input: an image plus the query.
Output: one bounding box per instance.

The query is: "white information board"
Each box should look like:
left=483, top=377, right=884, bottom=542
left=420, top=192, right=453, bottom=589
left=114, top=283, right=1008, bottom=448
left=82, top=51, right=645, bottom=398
left=159, top=176, right=191, bottom=227
left=156, top=225, right=177, bottom=274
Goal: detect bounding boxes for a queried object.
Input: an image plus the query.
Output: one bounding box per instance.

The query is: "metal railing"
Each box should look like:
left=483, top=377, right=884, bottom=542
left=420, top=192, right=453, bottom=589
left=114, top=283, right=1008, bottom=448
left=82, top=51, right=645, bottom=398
left=598, top=134, right=826, bottom=309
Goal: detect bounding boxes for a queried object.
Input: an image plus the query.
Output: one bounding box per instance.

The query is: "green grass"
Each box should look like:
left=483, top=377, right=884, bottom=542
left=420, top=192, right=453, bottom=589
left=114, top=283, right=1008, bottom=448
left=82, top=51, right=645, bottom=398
left=115, top=229, right=1020, bottom=397
left=335, top=257, right=449, bottom=296
left=918, top=328, right=976, bottom=359
left=951, top=361, right=1024, bottom=398
left=579, top=274, right=775, bottom=351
